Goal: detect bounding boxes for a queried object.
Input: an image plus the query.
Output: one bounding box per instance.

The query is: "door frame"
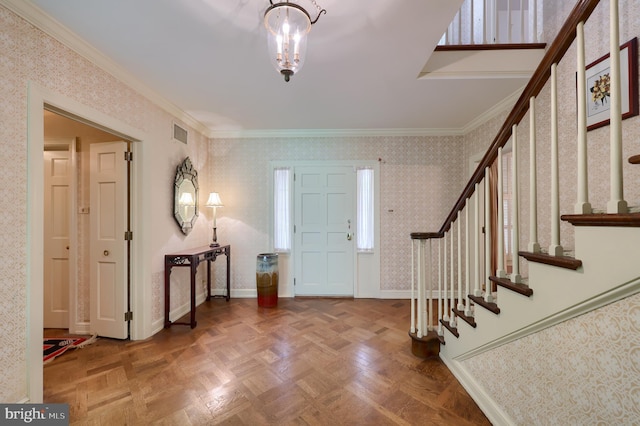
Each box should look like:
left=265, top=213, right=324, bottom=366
left=27, top=82, right=151, bottom=402
left=270, top=160, right=380, bottom=299
left=43, top=139, right=77, bottom=331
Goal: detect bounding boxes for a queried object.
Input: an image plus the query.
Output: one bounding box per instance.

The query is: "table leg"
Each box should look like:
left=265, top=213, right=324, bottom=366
left=226, top=246, right=231, bottom=301
left=164, top=262, right=171, bottom=328
left=206, top=258, right=212, bottom=301
left=190, top=261, right=197, bottom=328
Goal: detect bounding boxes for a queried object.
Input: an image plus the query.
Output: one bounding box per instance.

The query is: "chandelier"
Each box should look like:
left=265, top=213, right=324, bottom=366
left=264, top=0, right=326, bottom=82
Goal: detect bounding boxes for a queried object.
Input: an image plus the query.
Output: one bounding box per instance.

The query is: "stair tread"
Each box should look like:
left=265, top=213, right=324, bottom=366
left=453, top=308, right=477, bottom=328
left=490, top=275, right=534, bottom=296
left=468, top=295, right=500, bottom=315
left=519, top=250, right=582, bottom=270
left=561, top=212, right=640, bottom=227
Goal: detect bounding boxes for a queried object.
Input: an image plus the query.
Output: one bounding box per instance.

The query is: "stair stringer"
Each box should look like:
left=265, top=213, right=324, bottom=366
left=440, top=225, right=640, bottom=361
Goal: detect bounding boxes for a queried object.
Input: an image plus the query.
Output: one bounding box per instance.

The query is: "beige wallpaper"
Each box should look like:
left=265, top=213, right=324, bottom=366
left=463, top=292, right=640, bottom=424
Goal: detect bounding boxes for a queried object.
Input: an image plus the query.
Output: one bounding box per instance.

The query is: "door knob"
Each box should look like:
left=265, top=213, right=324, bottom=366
left=103, top=250, right=110, bottom=256
left=347, top=233, right=352, bottom=241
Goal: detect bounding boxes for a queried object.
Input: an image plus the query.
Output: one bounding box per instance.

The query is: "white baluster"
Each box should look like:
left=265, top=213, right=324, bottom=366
left=420, top=240, right=429, bottom=336
left=520, top=0, right=525, bottom=43
left=470, top=0, right=475, bottom=44
left=465, top=201, right=473, bottom=317
left=575, top=21, right=592, bottom=214
left=417, top=238, right=423, bottom=338
left=411, top=239, right=415, bottom=334
left=427, top=239, right=433, bottom=331
left=507, top=0, right=512, bottom=43
left=474, top=182, right=483, bottom=297
left=443, top=231, right=449, bottom=322
left=529, top=96, right=541, bottom=252
left=497, top=147, right=506, bottom=278
left=458, top=217, right=464, bottom=311
left=607, top=0, right=628, bottom=214
left=531, top=0, right=537, bottom=43
left=450, top=225, right=456, bottom=327
left=483, top=0, right=488, bottom=44
left=457, top=9, right=462, bottom=45
left=484, top=167, right=494, bottom=303
left=549, top=63, right=564, bottom=256
left=511, top=124, right=522, bottom=283
left=492, top=0, right=498, bottom=43
left=438, top=238, right=443, bottom=336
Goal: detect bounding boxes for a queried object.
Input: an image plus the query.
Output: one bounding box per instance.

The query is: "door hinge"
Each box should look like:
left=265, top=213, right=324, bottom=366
left=125, top=231, right=133, bottom=240
left=294, top=225, right=296, bottom=233
left=294, top=278, right=296, bottom=286
left=124, top=151, right=133, bottom=162
left=124, top=311, right=133, bottom=321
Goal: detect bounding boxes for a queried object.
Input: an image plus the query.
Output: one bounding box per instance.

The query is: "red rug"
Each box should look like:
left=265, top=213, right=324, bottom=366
left=43, top=335, right=97, bottom=364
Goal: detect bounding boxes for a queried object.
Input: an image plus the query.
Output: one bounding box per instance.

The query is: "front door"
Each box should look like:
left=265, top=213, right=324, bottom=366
left=294, top=165, right=355, bottom=296
left=89, top=141, right=129, bottom=339
left=43, top=145, right=72, bottom=328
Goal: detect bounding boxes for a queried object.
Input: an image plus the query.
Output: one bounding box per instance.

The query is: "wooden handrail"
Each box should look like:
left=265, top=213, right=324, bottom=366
left=435, top=0, right=601, bottom=236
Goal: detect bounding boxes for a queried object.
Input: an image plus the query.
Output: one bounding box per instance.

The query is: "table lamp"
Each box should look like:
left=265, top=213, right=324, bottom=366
left=206, top=192, right=224, bottom=247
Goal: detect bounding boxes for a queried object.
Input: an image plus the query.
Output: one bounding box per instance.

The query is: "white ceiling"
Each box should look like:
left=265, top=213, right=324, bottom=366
left=27, top=0, right=531, bottom=138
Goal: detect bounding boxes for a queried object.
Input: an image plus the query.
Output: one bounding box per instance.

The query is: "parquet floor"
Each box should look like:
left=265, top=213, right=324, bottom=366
left=44, top=298, right=490, bottom=425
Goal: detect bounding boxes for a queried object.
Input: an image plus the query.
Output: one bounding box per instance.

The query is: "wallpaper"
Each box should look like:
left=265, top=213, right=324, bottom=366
left=463, top=292, right=640, bottom=424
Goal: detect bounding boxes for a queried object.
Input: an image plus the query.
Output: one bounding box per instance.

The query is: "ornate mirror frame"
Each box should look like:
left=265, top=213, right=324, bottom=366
left=173, top=157, right=199, bottom=234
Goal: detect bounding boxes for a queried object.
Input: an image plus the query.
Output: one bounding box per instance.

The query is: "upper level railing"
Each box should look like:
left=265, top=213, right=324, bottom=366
left=439, top=0, right=540, bottom=45
left=439, top=0, right=601, bottom=237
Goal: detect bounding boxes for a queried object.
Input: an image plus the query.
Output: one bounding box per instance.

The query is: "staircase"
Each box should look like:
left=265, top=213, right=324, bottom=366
left=409, top=0, right=640, bottom=423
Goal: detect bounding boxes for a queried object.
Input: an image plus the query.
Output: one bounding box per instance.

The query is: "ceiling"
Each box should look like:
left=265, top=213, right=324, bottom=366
left=27, top=0, right=532, bottom=138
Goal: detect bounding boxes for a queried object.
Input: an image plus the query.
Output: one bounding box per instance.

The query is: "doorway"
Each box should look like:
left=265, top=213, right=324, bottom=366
left=28, top=83, right=148, bottom=403
left=43, top=111, right=131, bottom=339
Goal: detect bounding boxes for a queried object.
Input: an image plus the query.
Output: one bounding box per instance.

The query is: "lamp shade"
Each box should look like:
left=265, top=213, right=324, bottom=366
left=264, top=2, right=312, bottom=81
left=206, top=192, right=224, bottom=208
left=179, top=192, right=195, bottom=205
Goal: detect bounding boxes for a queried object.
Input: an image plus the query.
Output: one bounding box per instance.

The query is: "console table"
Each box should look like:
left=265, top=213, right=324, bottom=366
left=164, top=244, right=230, bottom=328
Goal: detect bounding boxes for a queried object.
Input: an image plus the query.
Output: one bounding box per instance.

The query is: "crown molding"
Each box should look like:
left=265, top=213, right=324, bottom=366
left=1, top=0, right=210, bottom=137
left=208, top=127, right=466, bottom=139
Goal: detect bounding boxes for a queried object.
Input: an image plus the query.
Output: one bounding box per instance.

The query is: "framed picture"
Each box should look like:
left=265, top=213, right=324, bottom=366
left=584, top=37, right=638, bottom=131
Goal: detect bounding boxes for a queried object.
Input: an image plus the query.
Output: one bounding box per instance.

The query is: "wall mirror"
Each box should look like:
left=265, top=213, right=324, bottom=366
left=173, top=157, right=199, bottom=234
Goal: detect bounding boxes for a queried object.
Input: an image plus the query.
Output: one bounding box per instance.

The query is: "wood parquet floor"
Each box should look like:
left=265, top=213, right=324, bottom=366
left=44, top=298, right=490, bottom=425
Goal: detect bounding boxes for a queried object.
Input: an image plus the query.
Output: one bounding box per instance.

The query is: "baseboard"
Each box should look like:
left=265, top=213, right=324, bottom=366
left=440, top=357, right=515, bottom=426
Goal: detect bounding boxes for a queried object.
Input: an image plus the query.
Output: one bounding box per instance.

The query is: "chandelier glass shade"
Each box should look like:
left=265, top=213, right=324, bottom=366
left=264, top=1, right=325, bottom=82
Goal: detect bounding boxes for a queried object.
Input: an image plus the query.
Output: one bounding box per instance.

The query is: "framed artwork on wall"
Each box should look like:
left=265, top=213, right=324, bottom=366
left=583, top=37, right=638, bottom=131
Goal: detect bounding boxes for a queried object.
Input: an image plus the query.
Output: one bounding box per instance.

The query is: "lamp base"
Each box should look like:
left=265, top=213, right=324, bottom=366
left=210, top=226, right=219, bottom=247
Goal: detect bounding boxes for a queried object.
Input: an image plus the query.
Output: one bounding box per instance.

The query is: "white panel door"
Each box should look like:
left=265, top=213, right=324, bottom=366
left=294, top=166, right=355, bottom=296
left=90, top=141, right=128, bottom=339
left=43, top=148, right=71, bottom=328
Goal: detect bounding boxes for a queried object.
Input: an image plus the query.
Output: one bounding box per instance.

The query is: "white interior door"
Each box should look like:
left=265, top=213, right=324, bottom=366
left=43, top=147, right=71, bottom=328
left=294, top=165, right=355, bottom=296
left=90, top=141, right=128, bottom=339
